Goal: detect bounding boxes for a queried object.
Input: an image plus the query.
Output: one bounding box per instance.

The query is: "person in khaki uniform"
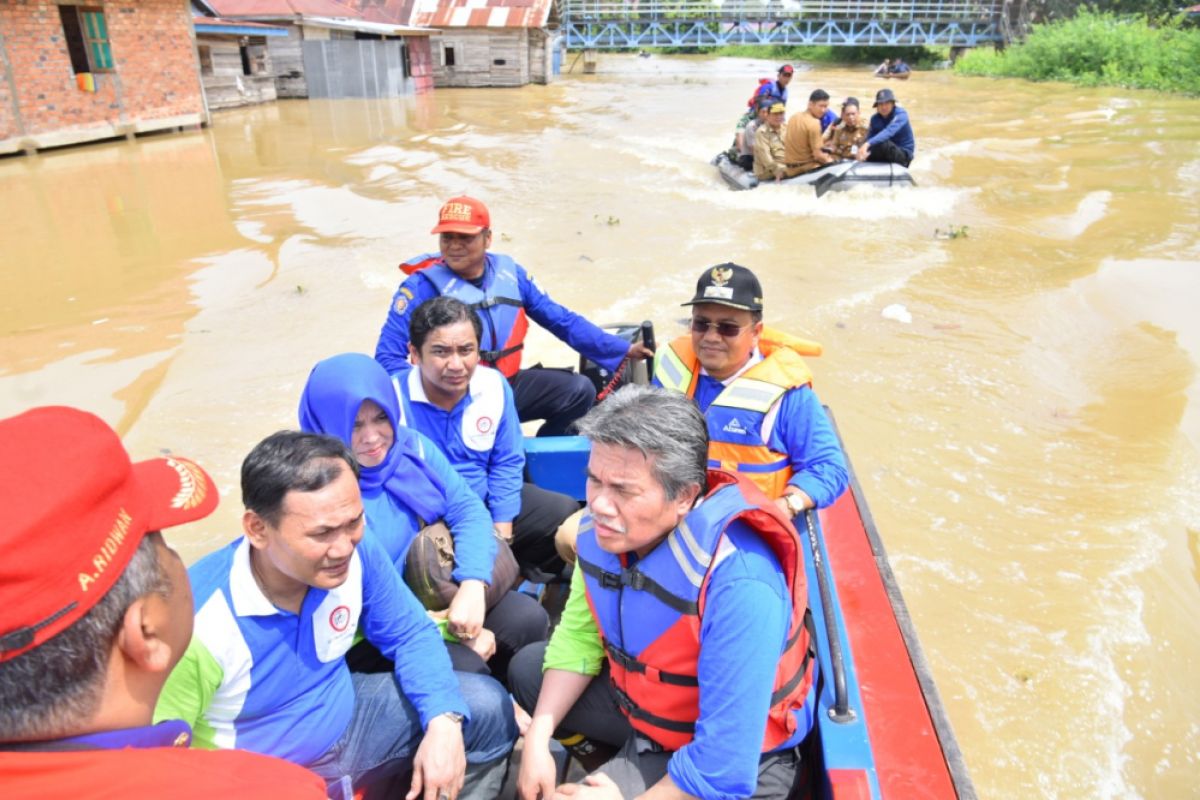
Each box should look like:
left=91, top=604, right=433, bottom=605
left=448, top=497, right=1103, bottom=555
left=752, top=103, right=788, bottom=182
left=783, top=89, right=835, bottom=177
left=823, top=97, right=870, bottom=161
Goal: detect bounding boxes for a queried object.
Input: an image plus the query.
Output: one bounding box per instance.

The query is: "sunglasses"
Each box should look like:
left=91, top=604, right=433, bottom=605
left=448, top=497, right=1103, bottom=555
left=689, top=319, right=749, bottom=338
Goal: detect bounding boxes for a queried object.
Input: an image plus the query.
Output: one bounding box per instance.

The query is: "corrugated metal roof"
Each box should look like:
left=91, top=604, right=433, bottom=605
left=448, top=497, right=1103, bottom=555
left=193, top=16, right=290, bottom=35
left=410, top=0, right=554, bottom=29
left=205, top=0, right=418, bottom=26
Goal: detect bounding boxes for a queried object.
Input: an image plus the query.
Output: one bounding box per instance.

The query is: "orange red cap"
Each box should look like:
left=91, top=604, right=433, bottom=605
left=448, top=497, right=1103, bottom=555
left=431, top=196, right=490, bottom=235
left=0, top=407, right=218, bottom=662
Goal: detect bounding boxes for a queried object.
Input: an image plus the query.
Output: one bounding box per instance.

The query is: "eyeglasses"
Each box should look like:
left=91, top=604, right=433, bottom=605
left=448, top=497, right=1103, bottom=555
left=689, top=319, right=749, bottom=338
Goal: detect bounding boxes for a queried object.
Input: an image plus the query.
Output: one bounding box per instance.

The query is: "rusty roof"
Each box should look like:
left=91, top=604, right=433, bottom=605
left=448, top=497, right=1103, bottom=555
left=204, top=0, right=418, bottom=25
left=410, top=0, right=554, bottom=29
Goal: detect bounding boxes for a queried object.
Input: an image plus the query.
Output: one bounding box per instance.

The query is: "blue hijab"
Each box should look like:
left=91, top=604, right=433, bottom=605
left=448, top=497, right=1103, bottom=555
left=298, top=353, right=447, bottom=524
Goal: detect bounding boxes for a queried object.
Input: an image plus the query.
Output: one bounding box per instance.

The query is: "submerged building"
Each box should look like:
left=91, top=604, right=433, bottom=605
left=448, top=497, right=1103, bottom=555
left=0, top=0, right=207, bottom=155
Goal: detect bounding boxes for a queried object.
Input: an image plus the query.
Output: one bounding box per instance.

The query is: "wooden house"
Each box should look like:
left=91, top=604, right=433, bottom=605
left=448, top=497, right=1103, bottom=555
left=201, top=0, right=436, bottom=98
left=192, top=15, right=289, bottom=110
left=410, top=0, right=561, bottom=88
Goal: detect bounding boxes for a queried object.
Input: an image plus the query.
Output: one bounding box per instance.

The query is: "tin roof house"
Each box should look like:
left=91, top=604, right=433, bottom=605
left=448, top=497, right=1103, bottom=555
left=410, top=0, right=562, bottom=87
left=199, top=0, right=437, bottom=97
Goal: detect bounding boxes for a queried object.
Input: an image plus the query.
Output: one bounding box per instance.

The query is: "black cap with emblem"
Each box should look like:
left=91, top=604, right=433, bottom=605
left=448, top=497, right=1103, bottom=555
left=682, top=263, right=764, bottom=312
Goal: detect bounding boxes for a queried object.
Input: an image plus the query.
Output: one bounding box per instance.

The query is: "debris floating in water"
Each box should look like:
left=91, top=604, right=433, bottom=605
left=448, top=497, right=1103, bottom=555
left=881, top=304, right=912, bottom=324
left=934, top=225, right=970, bottom=240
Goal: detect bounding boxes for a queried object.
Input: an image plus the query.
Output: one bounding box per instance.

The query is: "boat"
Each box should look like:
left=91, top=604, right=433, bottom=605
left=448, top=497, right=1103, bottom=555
left=712, top=151, right=916, bottom=196
left=523, top=412, right=976, bottom=799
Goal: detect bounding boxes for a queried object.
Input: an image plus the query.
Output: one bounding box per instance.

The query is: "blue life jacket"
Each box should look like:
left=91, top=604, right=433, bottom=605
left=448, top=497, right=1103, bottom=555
left=415, top=255, right=529, bottom=377
left=575, top=471, right=814, bottom=751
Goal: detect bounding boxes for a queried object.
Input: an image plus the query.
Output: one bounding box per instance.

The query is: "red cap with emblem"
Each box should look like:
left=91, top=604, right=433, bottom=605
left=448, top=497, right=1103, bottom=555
left=0, top=406, right=219, bottom=662
left=430, top=195, right=490, bottom=235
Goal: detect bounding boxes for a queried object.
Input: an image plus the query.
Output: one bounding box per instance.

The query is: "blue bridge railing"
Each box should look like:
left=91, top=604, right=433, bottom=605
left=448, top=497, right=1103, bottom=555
left=559, top=0, right=1021, bottom=48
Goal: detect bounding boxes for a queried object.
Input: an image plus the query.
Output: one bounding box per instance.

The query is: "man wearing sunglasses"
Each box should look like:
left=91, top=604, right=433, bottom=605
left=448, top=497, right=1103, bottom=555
left=652, top=263, right=848, bottom=518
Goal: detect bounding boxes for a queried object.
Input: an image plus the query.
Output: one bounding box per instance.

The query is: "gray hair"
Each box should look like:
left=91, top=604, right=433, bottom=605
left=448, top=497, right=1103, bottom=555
left=574, top=384, right=708, bottom=500
left=0, top=534, right=168, bottom=741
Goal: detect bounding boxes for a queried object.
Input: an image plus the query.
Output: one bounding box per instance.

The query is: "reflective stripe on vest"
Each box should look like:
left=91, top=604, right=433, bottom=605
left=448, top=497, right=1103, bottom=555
left=575, top=471, right=814, bottom=752
left=655, top=334, right=814, bottom=498
left=418, top=255, right=528, bottom=377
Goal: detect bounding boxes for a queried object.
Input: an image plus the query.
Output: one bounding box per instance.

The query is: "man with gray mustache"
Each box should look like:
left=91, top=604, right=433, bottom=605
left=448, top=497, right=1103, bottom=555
left=510, top=386, right=818, bottom=799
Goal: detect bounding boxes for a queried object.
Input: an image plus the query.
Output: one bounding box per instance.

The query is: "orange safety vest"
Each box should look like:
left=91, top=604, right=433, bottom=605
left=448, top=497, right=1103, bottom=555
left=653, top=329, right=821, bottom=498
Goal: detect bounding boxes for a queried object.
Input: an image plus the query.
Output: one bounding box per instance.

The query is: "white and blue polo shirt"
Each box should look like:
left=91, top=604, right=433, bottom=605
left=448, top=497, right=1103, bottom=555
left=154, top=533, right=467, bottom=766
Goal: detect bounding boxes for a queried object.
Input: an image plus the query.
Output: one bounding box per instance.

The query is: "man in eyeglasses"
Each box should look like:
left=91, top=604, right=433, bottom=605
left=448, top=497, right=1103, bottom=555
left=652, top=263, right=848, bottom=518
left=375, top=196, right=654, bottom=437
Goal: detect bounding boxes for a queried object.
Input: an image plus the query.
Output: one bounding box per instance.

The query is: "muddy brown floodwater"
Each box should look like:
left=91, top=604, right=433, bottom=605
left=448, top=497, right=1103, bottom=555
left=2, top=55, right=1198, bottom=799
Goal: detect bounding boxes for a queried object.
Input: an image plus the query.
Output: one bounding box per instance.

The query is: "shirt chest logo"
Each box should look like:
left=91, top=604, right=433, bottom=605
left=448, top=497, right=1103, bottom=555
left=329, top=605, right=352, bottom=632
left=723, top=417, right=750, bottom=435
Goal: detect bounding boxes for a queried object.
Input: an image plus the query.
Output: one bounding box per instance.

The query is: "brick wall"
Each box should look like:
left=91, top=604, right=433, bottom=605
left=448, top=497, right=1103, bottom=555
left=0, top=0, right=204, bottom=150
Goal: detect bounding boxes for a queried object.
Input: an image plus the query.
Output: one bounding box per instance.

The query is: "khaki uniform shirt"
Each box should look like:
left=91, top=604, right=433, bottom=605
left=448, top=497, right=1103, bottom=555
left=827, top=119, right=869, bottom=160
left=783, top=113, right=825, bottom=175
left=753, top=124, right=787, bottom=180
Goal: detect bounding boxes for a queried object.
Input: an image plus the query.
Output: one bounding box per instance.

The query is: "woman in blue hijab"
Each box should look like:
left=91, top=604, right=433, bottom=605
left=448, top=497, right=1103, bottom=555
left=299, top=352, right=547, bottom=684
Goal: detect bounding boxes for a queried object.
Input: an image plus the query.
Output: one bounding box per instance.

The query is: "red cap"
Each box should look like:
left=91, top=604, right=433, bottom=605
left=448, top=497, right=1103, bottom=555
left=0, top=407, right=219, bottom=663
left=430, top=196, right=490, bottom=235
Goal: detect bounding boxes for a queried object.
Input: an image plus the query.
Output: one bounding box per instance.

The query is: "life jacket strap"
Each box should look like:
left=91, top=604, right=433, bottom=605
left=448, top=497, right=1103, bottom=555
left=578, top=557, right=699, bottom=616
left=604, top=641, right=699, bottom=687
left=479, top=343, right=524, bottom=364
left=610, top=682, right=696, bottom=737
left=770, top=609, right=816, bottom=706
left=471, top=296, right=524, bottom=311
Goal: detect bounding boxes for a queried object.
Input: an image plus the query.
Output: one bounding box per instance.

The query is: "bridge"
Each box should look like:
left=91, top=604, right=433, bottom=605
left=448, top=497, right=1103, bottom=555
left=558, top=0, right=1028, bottom=49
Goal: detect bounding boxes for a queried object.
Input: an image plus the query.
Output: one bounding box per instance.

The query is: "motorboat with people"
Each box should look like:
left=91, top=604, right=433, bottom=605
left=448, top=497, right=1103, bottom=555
left=519, top=324, right=976, bottom=799
left=712, top=151, right=916, bottom=196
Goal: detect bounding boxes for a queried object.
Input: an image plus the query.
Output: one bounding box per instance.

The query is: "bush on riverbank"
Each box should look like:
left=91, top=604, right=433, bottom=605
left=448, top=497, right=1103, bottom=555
left=710, top=44, right=948, bottom=68
left=955, top=11, right=1200, bottom=95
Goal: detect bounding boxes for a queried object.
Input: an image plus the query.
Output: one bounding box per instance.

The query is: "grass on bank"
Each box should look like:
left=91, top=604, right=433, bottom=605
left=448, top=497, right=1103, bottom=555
left=955, top=10, right=1200, bottom=95
left=686, top=44, right=950, bottom=68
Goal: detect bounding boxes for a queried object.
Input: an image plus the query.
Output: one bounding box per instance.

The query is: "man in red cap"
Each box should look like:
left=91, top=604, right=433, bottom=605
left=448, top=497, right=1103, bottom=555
left=753, top=64, right=793, bottom=107
left=376, top=196, right=654, bottom=437
left=0, top=406, right=325, bottom=797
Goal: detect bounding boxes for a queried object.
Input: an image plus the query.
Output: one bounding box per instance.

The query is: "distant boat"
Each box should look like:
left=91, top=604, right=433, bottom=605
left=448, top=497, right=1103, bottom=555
left=712, top=152, right=916, bottom=195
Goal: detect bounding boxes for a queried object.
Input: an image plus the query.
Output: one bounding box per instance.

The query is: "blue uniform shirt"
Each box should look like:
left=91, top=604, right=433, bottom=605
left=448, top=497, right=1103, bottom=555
left=394, top=365, right=525, bottom=523
left=154, top=534, right=467, bottom=764
left=867, top=105, right=916, bottom=154
left=375, top=254, right=631, bottom=375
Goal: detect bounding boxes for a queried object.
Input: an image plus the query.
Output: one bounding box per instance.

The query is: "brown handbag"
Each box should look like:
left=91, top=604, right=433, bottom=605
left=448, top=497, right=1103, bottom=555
left=402, top=521, right=521, bottom=612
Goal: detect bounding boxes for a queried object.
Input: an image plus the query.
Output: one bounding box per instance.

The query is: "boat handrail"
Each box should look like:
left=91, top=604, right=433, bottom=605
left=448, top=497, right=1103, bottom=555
left=802, top=509, right=855, bottom=723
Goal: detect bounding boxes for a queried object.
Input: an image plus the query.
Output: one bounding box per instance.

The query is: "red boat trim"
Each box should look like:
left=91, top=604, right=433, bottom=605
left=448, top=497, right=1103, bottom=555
left=822, top=410, right=977, bottom=799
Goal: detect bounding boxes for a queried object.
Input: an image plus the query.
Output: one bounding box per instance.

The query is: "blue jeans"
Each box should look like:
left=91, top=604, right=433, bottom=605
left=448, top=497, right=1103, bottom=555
left=307, top=671, right=516, bottom=794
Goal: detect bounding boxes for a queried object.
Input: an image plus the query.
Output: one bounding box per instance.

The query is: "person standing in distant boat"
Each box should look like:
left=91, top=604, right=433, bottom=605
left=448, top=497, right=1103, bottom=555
left=857, top=88, right=915, bottom=167
left=754, top=63, right=793, bottom=106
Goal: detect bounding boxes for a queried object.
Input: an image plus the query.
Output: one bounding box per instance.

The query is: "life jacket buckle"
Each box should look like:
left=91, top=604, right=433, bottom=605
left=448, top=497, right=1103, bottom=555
left=622, top=569, right=647, bottom=591
left=599, top=571, right=622, bottom=590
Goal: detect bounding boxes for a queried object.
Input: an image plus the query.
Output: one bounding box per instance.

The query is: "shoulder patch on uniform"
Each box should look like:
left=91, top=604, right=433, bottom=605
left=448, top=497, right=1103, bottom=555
left=394, top=295, right=409, bottom=314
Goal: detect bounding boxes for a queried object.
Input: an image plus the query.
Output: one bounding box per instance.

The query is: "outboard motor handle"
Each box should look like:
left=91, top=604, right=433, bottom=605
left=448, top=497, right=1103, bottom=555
left=640, top=320, right=656, bottom=354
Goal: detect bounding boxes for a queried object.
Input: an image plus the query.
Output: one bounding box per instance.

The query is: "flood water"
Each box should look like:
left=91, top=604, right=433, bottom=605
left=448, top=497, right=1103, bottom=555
left=2, top=55, right=1199, bottom=798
